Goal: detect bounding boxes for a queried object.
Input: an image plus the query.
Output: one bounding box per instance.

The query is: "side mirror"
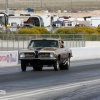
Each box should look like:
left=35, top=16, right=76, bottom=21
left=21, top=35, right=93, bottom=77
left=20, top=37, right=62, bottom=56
left=60, top=45, right=64, bottom=48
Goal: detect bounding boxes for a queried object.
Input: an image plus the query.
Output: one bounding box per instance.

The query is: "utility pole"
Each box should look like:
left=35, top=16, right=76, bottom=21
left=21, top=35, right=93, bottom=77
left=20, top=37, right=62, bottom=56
left=41, top=0, right=42, bottom=10
left=6, top=0, right=8, bottom=14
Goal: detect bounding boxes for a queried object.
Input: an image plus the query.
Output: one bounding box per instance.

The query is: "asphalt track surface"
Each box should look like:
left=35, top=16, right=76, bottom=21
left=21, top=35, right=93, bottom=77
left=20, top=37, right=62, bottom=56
left=0, top=59, right=100, bottom=100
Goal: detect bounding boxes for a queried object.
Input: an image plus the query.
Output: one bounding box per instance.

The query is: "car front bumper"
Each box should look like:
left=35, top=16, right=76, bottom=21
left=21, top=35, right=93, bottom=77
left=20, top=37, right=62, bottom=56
left=19, top=58, right=57, bottom=66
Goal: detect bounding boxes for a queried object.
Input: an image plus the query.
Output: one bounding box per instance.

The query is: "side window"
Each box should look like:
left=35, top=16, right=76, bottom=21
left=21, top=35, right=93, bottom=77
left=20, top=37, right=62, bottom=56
left=11, top=22, right=17, bottom=27
left=34, top=18, right=40, bottom=26
left=68, top=21, right=72, bottom=26
left=50, top=42, right=58, bottom=47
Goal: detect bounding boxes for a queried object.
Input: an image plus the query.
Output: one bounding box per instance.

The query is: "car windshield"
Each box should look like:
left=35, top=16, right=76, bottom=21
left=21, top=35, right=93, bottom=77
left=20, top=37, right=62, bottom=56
left=28, top=40, right=58, bottom=48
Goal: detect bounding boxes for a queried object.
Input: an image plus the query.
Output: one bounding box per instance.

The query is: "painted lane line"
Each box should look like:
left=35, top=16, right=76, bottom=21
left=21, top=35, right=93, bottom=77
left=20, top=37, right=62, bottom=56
left=0, top=79, right=100, bottom=100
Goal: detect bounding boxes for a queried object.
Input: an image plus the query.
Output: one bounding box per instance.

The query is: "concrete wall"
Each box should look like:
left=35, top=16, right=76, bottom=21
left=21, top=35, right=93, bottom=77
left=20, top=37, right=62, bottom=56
left=0, top=47, right=100, bottom=67
left=71, top=47, right=100, bottom=61
left=86, top=41, right=100, bottom=47
left=0, top=40, right=100, bottom=62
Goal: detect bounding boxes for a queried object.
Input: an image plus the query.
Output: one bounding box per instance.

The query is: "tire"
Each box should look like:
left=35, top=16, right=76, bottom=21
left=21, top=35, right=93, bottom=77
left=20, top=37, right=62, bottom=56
left=64, top=57, right=70, bottom=70
left=21, top=61, right=26, bottom=71
left=53, top=60, right=60, bottom=71
left=60, top=57, right=70, bottom=70
left=59, top=64, right=64, bottom=70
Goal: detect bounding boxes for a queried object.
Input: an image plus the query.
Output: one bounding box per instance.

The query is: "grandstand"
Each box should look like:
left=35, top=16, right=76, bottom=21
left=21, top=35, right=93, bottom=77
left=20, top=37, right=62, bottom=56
left=0, top=0, right=100, bottom=12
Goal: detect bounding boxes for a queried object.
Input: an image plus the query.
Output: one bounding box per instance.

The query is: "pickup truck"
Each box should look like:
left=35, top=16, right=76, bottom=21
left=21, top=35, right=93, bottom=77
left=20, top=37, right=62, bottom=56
left=19, top=38, right=72, bottom=71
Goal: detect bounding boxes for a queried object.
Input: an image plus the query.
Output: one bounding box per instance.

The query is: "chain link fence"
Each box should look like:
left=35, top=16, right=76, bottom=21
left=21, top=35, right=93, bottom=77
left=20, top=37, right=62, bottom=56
left=0, top=34, right=86, bottom=51
left=1, top=33, right=100, bottom=51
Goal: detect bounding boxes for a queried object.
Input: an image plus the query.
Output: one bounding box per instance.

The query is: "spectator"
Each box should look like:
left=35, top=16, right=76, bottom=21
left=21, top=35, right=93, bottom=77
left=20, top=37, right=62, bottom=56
left=58, top=37, right=64, bottom=43
left=20, top=23, right=23, bottom=28
left=17, top=24, right=20, bottom=29
left=7, top=23, right=10, bottom=28
left=0, top=24, right=3, bottom=29
left=58, top=37, right=64, bottom=48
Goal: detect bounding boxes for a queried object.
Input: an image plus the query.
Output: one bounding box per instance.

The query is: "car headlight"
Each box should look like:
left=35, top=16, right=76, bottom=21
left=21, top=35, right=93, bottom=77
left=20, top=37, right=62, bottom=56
left=50, top=53, right=54, bottom=58
left=20, top=53, right=25, bottom=58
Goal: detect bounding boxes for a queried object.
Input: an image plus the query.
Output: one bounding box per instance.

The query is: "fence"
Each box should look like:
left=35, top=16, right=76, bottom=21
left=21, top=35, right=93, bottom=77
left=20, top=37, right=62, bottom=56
left=0, top=34, right=86, bottom=51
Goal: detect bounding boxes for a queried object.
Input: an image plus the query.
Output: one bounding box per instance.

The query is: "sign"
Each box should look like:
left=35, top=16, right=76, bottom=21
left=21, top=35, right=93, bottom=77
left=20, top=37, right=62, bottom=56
left=0, top=51, right=18, bottom=66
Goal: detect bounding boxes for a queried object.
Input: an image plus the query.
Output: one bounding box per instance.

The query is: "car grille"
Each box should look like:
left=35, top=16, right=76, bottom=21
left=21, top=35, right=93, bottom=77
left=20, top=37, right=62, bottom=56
left=38, top=53, right=50, bottom=58
left=25, top=53, right=35, bottom=58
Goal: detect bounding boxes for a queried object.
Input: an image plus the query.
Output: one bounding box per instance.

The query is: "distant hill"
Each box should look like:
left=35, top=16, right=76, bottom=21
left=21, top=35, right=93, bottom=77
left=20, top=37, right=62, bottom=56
left=0, top=0, right=99, bottom=11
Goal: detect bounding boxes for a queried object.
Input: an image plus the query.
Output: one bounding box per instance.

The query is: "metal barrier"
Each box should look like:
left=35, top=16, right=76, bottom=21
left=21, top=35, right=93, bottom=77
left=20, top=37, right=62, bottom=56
left=64, top=38, right=85, bottom=48
left=0, top=34, right=85, bottom=51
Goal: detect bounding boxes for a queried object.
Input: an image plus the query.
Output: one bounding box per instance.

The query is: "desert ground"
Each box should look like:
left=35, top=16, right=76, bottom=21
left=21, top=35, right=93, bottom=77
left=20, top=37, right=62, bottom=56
left=14, top=10, right=100, bottom=18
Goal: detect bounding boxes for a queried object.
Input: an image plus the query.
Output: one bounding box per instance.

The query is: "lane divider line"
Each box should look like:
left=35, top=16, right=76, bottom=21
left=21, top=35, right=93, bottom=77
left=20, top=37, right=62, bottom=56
left=0, top=79, right=100, bottom=100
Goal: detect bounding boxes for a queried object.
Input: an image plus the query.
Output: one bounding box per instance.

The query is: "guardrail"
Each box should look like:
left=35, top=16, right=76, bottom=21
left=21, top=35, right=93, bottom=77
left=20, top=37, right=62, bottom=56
left=0, top=34, right=85, bottom=51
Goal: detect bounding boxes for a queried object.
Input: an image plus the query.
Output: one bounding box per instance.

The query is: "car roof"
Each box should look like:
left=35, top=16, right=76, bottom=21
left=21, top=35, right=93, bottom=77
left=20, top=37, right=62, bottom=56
left=30, top=38, right=59, bottom=41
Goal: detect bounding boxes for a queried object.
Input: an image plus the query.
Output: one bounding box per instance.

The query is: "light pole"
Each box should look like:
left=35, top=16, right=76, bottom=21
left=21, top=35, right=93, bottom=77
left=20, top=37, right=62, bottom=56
left=71, top=0, right=72, bottom=17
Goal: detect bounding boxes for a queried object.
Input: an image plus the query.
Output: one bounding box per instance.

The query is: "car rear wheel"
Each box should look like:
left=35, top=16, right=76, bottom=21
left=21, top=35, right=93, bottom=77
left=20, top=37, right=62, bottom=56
left=53, top=60, right=60, bottom=71
left=21, top=61, right=26, bottom=71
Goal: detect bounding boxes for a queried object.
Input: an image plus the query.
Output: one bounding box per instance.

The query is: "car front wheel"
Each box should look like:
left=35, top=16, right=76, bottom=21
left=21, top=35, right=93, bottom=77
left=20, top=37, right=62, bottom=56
left=64, top=57, right=70, bottom=70
left=21, top=61, right=26, bottom=71
left=53, top=60, right=60, bottom=71
left=60, top=57, right=70, bottom=70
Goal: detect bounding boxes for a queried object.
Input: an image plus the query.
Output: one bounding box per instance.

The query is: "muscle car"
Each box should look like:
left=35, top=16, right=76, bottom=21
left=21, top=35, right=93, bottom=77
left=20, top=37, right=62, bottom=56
left=19, top=38, right=72, bottom=71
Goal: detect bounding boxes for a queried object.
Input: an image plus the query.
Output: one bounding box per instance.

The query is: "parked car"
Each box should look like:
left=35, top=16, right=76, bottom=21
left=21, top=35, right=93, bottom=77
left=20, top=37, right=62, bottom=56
left=20, top=23, right=34, bottom=28
left=19, top=38, right=72, bottom=71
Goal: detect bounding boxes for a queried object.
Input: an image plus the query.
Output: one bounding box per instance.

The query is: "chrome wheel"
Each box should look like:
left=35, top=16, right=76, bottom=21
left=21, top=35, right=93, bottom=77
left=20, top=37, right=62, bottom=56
left=54, top=60, right=60, bottom=71
left=65, top=57, right=70, bottom=70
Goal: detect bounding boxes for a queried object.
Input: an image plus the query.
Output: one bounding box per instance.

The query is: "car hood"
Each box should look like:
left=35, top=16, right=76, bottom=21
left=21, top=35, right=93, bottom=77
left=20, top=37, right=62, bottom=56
left=20, top=47, right=58, bottom=53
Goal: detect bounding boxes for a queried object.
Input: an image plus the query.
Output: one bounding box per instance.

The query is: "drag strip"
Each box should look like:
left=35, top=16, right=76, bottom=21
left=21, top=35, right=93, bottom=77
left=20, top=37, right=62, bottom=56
left=0, top=59, right=100, bottom=100
left=0, top=79, right=100, bottom=100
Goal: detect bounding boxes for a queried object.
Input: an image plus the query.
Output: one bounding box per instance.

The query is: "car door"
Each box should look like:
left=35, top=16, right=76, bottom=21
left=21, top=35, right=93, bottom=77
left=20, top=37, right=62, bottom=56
left=61, top=45, right=68, bottom=60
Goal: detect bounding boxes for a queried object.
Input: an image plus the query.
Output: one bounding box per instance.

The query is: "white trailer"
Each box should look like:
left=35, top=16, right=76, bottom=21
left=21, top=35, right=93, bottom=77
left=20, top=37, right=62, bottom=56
left=40, top=14, right=51, bottom=27
left=91, top=17, right=100, bottom=27
left=8, top=18, right=24, bottom=32
left=8, top=18, right=24, bottom=27
left=39, top=14, right=54, bottom=31
left=64, top=18, right=77, bottom=27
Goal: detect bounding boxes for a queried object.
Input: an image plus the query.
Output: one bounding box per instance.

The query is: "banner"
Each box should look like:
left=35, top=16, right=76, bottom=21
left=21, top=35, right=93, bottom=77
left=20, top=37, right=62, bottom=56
left=0, top=51, right=18, bottom=66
